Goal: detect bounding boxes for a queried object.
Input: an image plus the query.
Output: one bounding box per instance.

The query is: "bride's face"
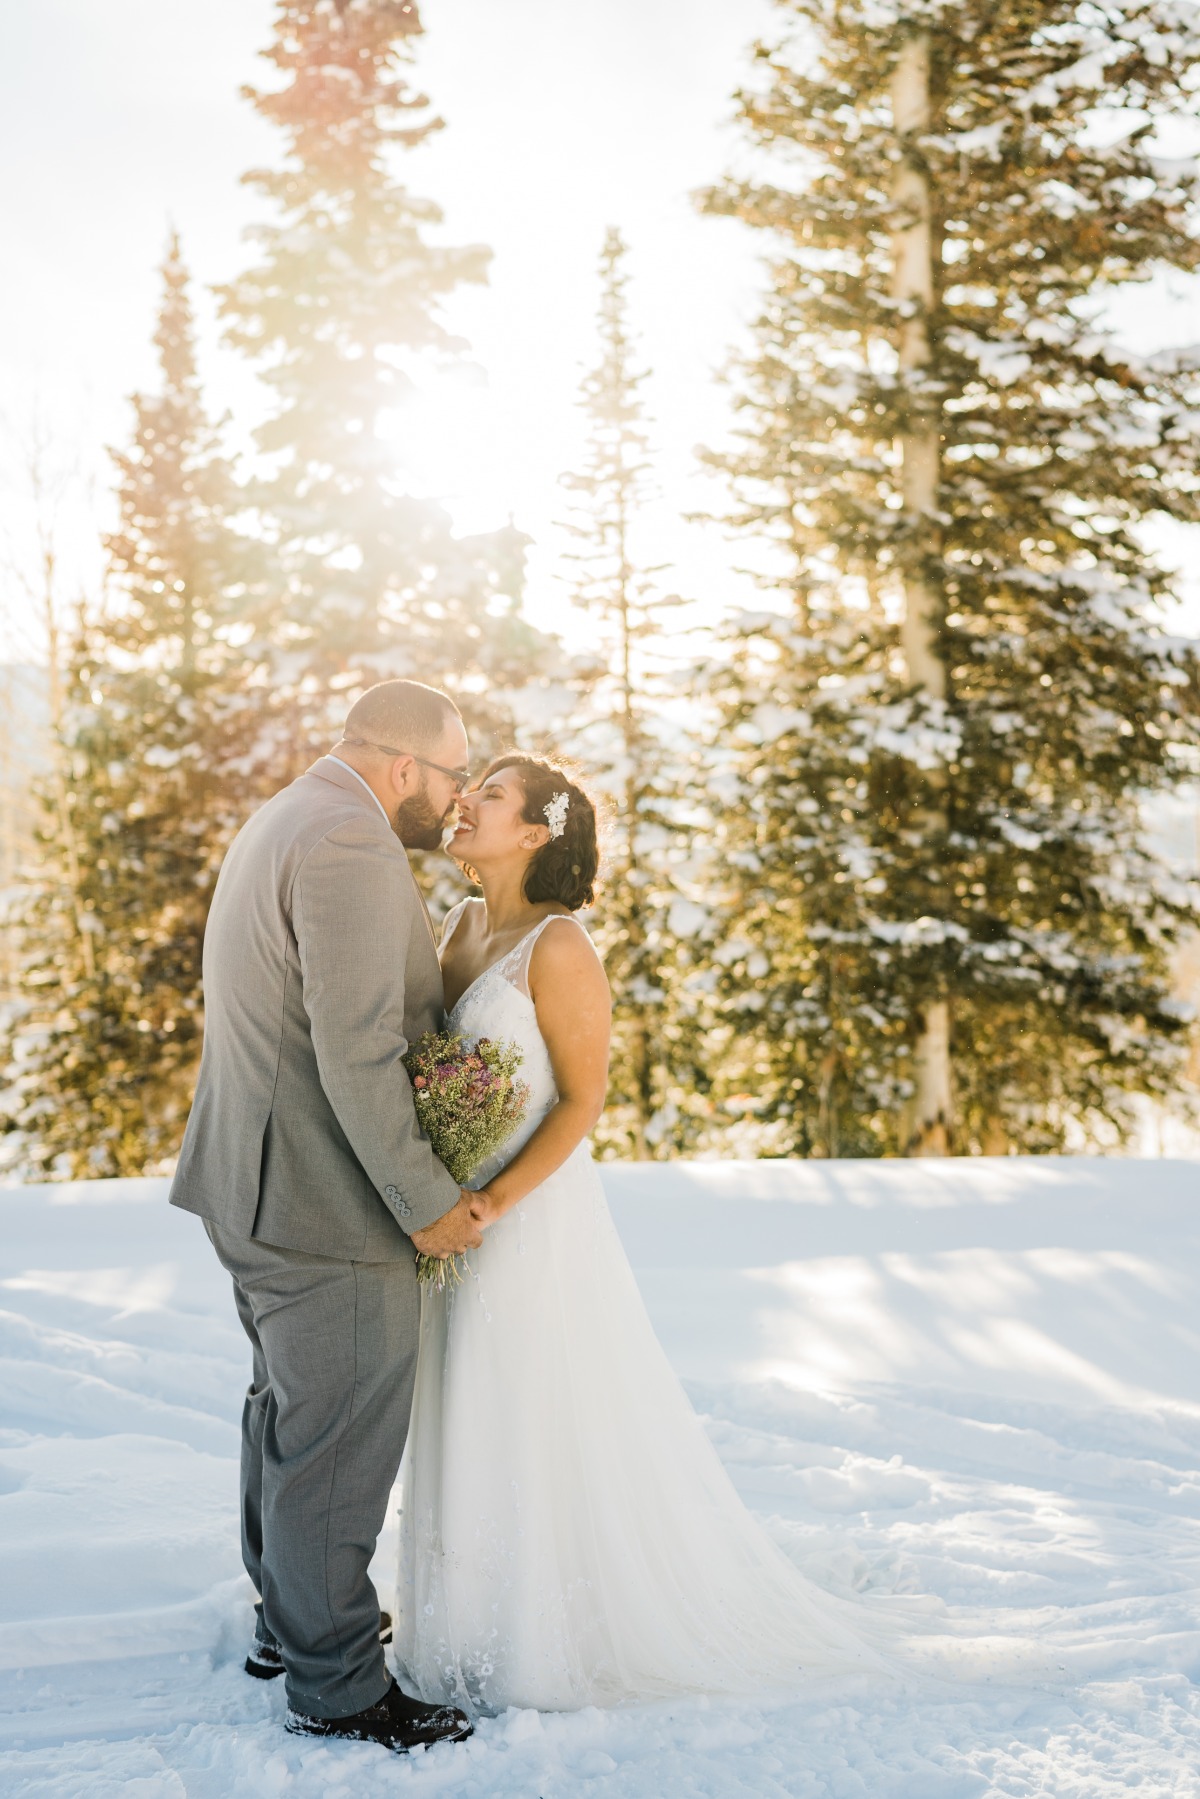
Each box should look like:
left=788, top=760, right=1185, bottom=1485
left=449, top=768, right=547, bottom=870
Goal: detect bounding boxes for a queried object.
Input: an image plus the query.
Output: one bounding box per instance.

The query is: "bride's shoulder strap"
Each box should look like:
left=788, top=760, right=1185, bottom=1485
left=439, top=895, right=475, bottom=952
left=512, top=911, right=594, bottom=996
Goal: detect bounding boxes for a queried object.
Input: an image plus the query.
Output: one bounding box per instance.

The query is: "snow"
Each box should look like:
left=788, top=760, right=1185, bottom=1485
left=944, top=330, right=1032, bottom=387
left=926, top=122, right=1006, bottom=161
left=1, top=1157, right=1199, bottom=1796
left=864, top=915, right=969, bottom=949
left=856, top=698, right=963, bottom=771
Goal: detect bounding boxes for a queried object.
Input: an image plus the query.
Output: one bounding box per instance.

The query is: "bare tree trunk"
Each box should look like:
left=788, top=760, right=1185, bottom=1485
left=4, top=418, right=97, bottom=982
left=615, top=493, right=651, bottom=1157
left=980, top=1117, right=1010, bottom=1156
left=891, top=27, right=951, bottom=1156
left=816, top=1046, right=839, bottom=1159
left=0, top=664, right=14, bottom=997
left=41, top=550, right=95, bottom=982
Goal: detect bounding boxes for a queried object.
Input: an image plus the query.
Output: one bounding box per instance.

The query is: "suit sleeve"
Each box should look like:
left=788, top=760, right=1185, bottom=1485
left=291, top=819, right=461, bottom=1236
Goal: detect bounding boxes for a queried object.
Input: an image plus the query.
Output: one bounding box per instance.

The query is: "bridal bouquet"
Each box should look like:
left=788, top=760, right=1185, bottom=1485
left=403, top=1029, right=529, bottom=1291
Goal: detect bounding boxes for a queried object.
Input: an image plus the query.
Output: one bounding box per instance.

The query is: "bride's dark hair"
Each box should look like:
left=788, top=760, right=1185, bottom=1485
left=475, top=755, right=600, bottom=912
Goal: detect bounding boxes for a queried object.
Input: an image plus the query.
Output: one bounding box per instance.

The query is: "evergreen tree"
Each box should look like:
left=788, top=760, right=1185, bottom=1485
left=560, top=228, right=707, bottom=1155
left=704, top=1, right=1200, bottom=1156
left=218, top=0, right=544, bottom=768
left=1, top=236, right=264, bottom=1177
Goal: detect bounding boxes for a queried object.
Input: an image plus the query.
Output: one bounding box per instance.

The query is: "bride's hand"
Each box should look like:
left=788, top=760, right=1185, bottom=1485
left=467, top=1187, right=500, bottom=1228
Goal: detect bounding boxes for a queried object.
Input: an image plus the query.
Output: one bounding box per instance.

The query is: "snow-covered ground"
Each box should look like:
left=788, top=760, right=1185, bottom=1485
left=1, top=1157, right=1198, bottom=1797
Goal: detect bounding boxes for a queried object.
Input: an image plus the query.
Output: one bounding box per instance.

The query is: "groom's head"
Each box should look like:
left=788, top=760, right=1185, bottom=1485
left=335, top=679, right=469, bottom=850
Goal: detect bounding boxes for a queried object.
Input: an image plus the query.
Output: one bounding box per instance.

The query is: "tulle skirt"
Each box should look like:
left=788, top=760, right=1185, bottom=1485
left=393, top=1143, right=902, bottom=1714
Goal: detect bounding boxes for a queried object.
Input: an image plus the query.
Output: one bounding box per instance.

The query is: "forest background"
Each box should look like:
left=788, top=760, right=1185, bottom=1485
left=4, top=0, right=1200, bottom=1179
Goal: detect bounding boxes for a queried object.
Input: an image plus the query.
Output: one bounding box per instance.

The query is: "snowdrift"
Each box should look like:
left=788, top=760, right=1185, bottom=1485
left=1, top=1158, right=1197, bottom=1796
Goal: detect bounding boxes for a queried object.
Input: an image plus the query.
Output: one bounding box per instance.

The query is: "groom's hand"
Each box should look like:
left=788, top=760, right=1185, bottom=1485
left=410, top=1191, right=484, bottom=1259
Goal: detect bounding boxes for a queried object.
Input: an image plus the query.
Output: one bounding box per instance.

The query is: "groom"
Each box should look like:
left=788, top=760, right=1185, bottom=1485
left=170, top=678, right=482, bottom=1752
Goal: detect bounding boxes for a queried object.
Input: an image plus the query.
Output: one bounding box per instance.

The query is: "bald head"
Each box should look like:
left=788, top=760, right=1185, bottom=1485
left=333, top=678, right=470, bottom=851
left=341, top=678, right=461, bottom=755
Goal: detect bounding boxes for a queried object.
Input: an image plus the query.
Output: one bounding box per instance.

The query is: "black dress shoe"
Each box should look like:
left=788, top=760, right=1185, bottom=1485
left=245, top=1639, right=286, bottom=1680
left=285, top=1679, right=472, bottom=1753
left=245, top=1611, right=393, bottom=1680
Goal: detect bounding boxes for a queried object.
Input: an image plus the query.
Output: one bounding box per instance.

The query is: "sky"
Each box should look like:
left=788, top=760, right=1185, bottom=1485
left=0, top=0, right=779, bottom=665
left=2, top=0, right=1199, bottom=673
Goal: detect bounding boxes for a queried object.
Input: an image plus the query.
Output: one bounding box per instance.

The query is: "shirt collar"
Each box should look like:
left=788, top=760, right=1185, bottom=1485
left=327, top=755, right=392, bottom=827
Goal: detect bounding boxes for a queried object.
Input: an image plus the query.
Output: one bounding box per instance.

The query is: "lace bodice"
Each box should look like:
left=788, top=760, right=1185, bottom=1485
left=439, top=899, right=589, bottom=1183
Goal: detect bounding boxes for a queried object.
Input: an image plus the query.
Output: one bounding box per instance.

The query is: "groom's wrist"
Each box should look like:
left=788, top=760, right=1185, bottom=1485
left=397, top=1160, right=461, bottom=1234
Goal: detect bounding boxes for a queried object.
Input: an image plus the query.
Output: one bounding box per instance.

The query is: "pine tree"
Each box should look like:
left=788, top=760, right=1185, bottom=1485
left=218, top=0, right=545, bottom=767
left=703, top=1, right=1200, bottom=1156
left=1, top=237, right=264, bottom=1178
left=560, top=228, right=707, bottom=1155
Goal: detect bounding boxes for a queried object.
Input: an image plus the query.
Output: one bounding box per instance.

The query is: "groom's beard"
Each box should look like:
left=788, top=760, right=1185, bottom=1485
left=394, top=772, right=453, bottom=851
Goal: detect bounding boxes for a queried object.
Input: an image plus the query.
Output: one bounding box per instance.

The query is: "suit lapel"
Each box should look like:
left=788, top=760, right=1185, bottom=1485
left=411, top=875, right=439, bottom=956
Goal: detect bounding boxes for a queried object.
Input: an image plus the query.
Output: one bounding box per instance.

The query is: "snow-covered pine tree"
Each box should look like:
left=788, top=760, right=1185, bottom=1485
left=560, top=228, right=706, bottom=1155
left=703, top=0, right=1200, bottom=1156
left=1, top=236, right=265, bottom=1178
left=218, top=0, right=544, bottom=766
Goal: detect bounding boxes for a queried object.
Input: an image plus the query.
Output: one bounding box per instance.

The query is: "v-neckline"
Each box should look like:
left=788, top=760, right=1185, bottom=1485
left=443, top=906, right=565, bottom=1016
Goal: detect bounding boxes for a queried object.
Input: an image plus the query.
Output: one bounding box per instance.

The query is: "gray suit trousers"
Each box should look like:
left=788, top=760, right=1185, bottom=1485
left=206, top=1221, right=420, bottom=1718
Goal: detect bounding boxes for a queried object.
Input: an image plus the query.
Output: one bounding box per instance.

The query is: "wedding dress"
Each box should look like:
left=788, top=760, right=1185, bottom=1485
left=393, top=902, right=899, bottom=1714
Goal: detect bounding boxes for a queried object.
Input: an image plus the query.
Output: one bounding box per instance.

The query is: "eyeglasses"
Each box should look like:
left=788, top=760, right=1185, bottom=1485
left=342, top=737, right=472, bottom=793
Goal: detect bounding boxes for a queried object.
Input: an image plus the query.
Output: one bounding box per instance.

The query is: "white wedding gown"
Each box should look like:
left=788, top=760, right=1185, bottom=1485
left=394, top=903, right=899, bottom=1714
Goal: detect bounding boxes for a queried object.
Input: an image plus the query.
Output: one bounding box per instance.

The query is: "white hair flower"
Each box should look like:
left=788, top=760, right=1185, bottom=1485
left=543, top=792, right=570, bottom=839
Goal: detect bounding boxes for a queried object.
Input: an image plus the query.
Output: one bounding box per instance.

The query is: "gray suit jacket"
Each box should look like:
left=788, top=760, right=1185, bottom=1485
left=169, top=756, right=461, bottom=1260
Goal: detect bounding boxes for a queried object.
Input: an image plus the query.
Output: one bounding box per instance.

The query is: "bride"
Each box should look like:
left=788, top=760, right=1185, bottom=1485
left=394, top=754, right=896, bottom=1714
